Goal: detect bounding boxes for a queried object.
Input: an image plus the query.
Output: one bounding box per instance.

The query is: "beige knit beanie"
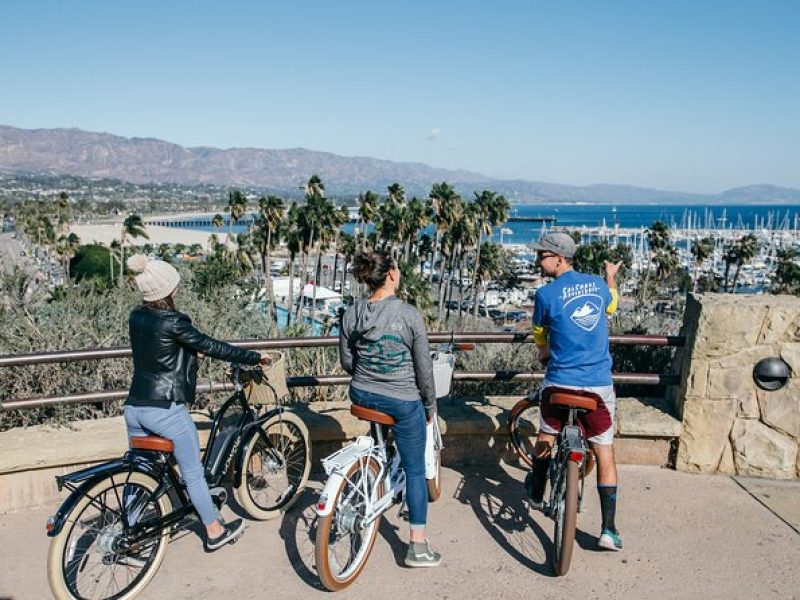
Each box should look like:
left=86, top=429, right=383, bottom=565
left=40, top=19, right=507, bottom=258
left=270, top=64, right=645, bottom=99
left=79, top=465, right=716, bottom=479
left=126, top=254, right=181, bottom=301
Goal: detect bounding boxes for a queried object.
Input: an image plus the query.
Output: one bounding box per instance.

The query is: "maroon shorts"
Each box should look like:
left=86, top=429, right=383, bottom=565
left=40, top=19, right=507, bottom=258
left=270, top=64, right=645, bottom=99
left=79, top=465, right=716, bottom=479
left=539, top=383, right=616, bottom=445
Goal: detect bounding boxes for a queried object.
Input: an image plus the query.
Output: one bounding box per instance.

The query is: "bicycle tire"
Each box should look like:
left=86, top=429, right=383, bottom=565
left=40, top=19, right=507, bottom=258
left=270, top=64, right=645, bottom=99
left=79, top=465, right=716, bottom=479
left=427, top=444, right=442, bottom=502
left=315, top=456, right=383, bottom=591
left=47, top=471, right=172, bottom=600
left=234, top=410, right=311, bottom=520
left=553, top=460, right=579, bottom=576
left=508, top=397, right=537, bottom=468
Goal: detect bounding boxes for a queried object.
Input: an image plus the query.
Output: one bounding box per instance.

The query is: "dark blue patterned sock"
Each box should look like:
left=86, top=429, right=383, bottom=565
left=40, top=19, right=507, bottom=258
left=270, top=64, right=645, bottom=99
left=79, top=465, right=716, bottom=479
left=598, top=484, right=617, bottom=532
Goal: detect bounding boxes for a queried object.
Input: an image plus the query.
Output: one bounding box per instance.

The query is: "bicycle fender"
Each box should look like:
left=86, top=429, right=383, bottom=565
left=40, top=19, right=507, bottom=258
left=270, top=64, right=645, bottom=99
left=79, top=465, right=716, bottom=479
left=47, top=459, right=162, bottom=537
left=232, top=420, right=271, bottom=487
left=315, top=470, right=346, bottom=517
left=315, top=436, right=375, bottom=517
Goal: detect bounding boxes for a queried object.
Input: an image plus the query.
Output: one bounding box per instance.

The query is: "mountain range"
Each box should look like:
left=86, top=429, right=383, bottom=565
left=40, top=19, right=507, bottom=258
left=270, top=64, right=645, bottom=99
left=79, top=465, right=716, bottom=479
left=1, top=125, right=798, bottom=204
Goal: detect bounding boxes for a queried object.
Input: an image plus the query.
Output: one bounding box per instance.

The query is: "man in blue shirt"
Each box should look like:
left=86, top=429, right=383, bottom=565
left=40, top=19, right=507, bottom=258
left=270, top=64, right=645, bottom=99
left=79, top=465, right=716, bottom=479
left=526, top=232, right=623, bottom=552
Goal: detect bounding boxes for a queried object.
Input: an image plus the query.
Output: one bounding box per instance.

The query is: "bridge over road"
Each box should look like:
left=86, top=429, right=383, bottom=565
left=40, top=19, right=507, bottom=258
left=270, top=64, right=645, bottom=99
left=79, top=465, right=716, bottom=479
left=1, top=464, right=798, bottom=599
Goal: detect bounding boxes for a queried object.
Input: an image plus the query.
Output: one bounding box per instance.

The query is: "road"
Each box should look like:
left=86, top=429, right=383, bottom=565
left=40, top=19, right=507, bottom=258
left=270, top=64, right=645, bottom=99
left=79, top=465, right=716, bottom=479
left=1, top=463, right=798, bottom=599
left=0, top=232, right=35, bottom=275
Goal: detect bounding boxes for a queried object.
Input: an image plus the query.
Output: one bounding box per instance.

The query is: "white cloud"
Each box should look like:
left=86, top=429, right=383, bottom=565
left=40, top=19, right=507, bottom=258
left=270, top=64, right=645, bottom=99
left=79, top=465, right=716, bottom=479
left=426, top=128, right=441, bottom=141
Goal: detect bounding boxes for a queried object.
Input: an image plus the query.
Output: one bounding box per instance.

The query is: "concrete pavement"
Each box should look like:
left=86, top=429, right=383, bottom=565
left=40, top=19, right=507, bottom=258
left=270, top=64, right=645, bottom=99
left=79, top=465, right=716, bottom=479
left=1, top=464, right=798, bottom=599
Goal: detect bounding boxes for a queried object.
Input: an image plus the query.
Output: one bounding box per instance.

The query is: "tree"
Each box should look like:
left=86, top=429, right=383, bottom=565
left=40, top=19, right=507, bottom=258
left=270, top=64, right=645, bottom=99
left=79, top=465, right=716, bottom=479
left=55, top=233, right=81, bottom=283
left=428, top=182, right=461, bottom=285
left=338, top=232, right=356, bottom=297
left=640, top=220, right=677, bottom=302
left=227, top=190, right=248, bottom=243
left=212, top=213, right=225, bottom=229
left=70, top=244, right=117, bottom=284
left=474, top=241, right=503, bottom=316
left=573, top=239, right=632, bottom=277
left=772, top=248, right=800, bottom=295
left=729, top=233, right=760, bottom=292
left=357, top=190, right=379, bottom=250
left=471, top=190, right=509, bottom=317
left=119, top=214, right=149, bottom=285
left=56, top=191, right=71, bottom=234
left=252, top=195, right=285, bottom=324
left=690, top=237, right=715, bottom=291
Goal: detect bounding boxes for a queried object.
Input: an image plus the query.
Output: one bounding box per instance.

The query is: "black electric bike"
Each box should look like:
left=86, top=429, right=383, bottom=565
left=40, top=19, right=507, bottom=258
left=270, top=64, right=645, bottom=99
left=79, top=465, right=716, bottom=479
left=45, top=363, right=311, bottom=600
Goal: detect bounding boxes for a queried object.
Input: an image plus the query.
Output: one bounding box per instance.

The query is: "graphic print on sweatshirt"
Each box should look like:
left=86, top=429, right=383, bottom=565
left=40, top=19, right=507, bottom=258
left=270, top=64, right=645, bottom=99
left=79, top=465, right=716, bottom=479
left=360, top=334, right=411, bottom=374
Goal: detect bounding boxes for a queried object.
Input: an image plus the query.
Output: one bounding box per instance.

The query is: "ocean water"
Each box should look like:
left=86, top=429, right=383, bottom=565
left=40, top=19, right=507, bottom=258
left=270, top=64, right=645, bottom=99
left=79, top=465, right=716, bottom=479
left=178, top=203, right=800, bottom=246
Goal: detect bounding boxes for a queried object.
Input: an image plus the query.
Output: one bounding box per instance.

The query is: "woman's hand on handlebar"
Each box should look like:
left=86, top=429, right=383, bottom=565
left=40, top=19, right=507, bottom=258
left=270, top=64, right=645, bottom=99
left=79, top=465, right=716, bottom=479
left=259, top=352, right=272, bottom=366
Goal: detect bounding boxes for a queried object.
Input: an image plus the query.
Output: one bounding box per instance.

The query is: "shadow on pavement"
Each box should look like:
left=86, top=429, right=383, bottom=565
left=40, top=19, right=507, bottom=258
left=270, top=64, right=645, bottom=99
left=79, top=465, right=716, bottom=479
left=445, top=393, right=599, bottom=575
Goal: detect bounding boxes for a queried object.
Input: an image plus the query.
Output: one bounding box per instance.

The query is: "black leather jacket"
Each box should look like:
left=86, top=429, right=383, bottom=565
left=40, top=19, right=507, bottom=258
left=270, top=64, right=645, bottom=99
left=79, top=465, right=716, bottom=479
left=126, top=307, right=261, bottom=408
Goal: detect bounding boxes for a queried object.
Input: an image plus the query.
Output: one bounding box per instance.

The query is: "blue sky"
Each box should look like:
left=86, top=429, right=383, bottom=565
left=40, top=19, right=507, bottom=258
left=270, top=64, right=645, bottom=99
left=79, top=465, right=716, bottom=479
left=1, top=0, right=798, bottom=193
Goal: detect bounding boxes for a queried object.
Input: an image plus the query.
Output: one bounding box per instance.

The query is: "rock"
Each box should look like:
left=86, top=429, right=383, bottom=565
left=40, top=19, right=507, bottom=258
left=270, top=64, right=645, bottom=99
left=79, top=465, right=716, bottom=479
left=684, top=360, right=709, bottom=400
left=759, top=386, right=800, bottom=439
left=730, top=419, right=797, bottom=479
left=739, top=393, right=760, bottom=419
left=616, top=397, right=681, bottom=438
left=718, top=439, right=735, bottom=474
left=705, top=366, right=757, bottom=405
left=779, top=343, right=800, bottom=375
left=694, top=302, right=766, bottom=358
left=758, top=306, right=800, bottom=344
left=676, top=399, right=736, bottom=473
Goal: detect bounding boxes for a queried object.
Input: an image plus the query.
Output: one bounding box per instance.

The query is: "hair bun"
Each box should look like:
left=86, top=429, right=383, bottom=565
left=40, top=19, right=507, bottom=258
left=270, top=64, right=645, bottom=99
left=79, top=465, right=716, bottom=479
left=126, top=254, right=150, bottom=275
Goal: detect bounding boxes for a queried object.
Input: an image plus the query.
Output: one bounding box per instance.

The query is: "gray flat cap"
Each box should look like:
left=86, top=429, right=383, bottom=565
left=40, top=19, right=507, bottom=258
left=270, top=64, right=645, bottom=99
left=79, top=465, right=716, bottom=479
left=530, top=232, right=577, bottom=258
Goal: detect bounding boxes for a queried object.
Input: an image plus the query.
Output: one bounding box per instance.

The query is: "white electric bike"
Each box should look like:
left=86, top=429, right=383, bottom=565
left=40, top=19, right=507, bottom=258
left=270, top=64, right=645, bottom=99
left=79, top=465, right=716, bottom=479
left=314, top=350, right=454, bottom=591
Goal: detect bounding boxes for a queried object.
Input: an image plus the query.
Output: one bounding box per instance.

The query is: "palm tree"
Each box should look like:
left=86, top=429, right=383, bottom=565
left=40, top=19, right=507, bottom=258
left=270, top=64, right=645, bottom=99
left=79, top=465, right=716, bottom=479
left=253, top=195, right=285, bottom=324
left=120, top=214, right=148, bottom=285
left=690, top=237, right=714, bottom=291
left=402, top=197, right=431, bottom=262
left=212, top=213, right=225, bottom=229
left=471, top=190, right=509, bottom=317
left=56, top=192, right=71, bottom=234
left=474, top=241, right=503, bottom=316
left=338, top=232, right=356, bottom=295
left=772, top=248, right=800, bottom=295
left=357, top=190, right=380, bottom=250
left=227, top=190, right=248, bottom=245
left=641, top=220, right=676, bottom=302
left=55, top=232, right=80, bottom=283
left=284, top=203, right=302, bottom=327
left=730, top=233, right=760, bottom=292
left=428, top=182, right=461, bottom=285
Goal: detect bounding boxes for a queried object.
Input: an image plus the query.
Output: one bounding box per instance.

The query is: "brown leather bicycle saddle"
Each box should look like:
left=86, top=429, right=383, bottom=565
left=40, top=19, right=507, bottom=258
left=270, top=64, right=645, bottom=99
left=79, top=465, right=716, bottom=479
left=130, top=435, right=174, bottom=453
left=543, top=387, right=601, bottom=412
left=350, top=404, right=396, bottom=426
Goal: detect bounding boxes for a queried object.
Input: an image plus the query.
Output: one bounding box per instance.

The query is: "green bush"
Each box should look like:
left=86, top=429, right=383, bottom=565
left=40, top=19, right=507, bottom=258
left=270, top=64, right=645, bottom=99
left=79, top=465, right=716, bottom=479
left=70, top=244, right=118, bottom=283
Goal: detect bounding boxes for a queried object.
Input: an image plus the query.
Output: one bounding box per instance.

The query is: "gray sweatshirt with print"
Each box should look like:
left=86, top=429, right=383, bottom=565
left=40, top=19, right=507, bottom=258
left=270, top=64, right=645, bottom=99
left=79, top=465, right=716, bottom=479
left=339, top=296, right=437, bottom=410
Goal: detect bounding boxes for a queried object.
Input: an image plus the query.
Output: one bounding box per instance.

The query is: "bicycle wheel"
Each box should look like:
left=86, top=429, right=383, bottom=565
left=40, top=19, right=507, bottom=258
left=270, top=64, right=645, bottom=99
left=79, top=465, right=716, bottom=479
left=235, top=410, right=311, bottom=520
left=315, top=456, right=384, bottom=591
left=508, top=397, right=538, bottom=468
left=47, top=471, right=172, bottom=600
left=553, top=460, right=579, bottom=576
left=427, top=443, right=442, bottom=502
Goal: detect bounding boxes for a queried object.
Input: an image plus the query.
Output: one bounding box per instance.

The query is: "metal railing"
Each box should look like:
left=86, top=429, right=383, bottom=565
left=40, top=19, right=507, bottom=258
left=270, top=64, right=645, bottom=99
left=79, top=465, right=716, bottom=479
left=0, top=332, right=684, bottom=411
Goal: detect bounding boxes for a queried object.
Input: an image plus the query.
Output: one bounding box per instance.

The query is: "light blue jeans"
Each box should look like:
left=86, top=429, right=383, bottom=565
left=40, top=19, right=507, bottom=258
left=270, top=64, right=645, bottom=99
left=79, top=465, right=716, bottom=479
left=124, top=402, right=218, bottom=525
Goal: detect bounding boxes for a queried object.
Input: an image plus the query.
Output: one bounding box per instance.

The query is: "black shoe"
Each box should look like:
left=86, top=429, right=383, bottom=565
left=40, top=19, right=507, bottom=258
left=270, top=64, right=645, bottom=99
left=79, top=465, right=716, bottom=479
left=206, top=518, right=245, bottom=551
left=525, top=471, right=545, bottom=510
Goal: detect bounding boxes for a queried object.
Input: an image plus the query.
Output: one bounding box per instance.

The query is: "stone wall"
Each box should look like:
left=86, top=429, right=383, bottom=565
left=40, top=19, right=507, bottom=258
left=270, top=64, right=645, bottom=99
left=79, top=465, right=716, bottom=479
left=675, top=293, right=800, bottom=479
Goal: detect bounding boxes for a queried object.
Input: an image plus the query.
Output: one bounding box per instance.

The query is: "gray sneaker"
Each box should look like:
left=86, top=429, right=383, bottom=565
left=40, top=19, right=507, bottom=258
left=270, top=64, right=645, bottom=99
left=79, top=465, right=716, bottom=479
left=404, top=540, right=442, bottom=568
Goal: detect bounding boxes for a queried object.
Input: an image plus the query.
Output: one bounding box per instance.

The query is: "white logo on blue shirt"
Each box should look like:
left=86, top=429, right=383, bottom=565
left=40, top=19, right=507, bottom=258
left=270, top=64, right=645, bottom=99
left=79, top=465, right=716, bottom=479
left=566, top=295, right=602, bottom=331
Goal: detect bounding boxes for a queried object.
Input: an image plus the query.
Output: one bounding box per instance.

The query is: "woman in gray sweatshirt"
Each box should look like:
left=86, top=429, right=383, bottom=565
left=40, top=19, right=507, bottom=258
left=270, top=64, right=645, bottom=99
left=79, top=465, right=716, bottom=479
left=339, top=250, right=441, bottom=568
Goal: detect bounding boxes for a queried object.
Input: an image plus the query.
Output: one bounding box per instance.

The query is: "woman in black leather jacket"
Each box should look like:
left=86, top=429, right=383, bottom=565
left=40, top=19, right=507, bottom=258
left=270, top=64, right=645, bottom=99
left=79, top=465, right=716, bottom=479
left=124, top=254, right=265, bottom=550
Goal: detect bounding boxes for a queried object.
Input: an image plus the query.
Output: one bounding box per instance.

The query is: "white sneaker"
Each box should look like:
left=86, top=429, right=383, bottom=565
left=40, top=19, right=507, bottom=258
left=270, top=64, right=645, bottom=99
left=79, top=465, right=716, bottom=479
left=598, top=529, right=623, bottom=551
